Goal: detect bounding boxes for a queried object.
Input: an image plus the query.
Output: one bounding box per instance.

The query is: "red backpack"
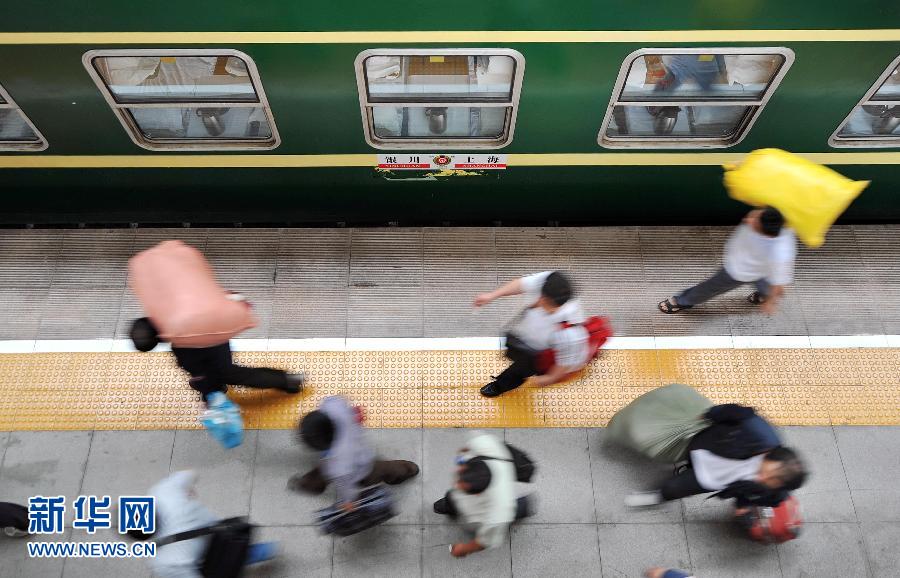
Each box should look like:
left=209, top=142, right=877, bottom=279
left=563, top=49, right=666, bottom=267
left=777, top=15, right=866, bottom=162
left=534, top=316, right=613, bottom=374
left=740, top=495, right=803, bottom=543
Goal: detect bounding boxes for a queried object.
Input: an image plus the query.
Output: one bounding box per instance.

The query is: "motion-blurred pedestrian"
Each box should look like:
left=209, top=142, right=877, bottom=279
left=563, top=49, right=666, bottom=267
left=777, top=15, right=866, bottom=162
left=128, top=471, right=278, bottom=577
left=474, top=271, right=611, bottom=397
left=432, top=431, right=533, bottom=558
left=291, top=396, right=419, bottom=508
left=658, top=207, right=796, bottom=315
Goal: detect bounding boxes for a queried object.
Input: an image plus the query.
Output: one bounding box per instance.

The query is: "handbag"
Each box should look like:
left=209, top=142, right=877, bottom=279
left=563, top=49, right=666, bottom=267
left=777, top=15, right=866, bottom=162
left=472, top=443, right=537, bottom=483
left=315, top=485, right=396, bottom=537
left=156, top=517, right=253, bottom=578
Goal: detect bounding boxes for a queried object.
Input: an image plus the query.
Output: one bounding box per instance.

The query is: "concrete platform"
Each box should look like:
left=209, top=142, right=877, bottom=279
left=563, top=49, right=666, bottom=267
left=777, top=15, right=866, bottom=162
left=0, top=426, right=894, bottom=577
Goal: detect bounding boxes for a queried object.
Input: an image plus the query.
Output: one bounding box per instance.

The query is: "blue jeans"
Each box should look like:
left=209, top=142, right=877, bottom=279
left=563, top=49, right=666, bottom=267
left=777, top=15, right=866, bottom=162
left=676, top=268, right=770, bottom=307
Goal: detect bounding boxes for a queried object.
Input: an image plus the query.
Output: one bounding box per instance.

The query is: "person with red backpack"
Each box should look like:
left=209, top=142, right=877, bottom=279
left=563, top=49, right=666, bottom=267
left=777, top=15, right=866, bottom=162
left=474, top=271, right=611, bottom=398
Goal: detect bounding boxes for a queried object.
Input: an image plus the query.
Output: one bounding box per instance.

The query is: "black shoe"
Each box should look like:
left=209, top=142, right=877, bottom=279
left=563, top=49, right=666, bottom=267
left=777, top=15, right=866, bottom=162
left=747, top=292, right=767, bottom=305
left=283, top=373, right=306, bottom=394
left=433, top=498, right=448, bottom=514
left=480, top=381, right=503, bottom=398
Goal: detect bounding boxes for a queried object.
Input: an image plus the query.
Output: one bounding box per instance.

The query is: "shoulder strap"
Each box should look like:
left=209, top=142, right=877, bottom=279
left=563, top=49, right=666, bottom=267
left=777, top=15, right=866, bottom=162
left=155, top=524, right=218, bottom=547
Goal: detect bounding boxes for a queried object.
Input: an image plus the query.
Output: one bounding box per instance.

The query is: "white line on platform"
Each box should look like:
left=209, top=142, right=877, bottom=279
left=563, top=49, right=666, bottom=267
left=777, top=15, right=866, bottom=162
left=0, top=335, right=897, bottom=354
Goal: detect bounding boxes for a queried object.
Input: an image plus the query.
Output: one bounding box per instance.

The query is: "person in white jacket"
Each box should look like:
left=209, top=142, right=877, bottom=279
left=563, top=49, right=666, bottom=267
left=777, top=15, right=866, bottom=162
left=129, top=471, right=277, bottom=577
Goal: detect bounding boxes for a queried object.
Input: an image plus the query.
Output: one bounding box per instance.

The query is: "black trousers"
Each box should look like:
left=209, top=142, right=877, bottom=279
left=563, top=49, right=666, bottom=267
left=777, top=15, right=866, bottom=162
left=0, top=502, right=28, bottom=531
left=172, top=342, right=288, bottom=401
left=492, top=351, right=539, bottom=394
left=660, top=468, right=709, bottom=501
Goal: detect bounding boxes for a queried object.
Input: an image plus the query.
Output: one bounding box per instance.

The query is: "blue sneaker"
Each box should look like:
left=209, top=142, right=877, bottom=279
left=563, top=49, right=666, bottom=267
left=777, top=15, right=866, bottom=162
left=201, top=392, right=243, bottom=449
left=246, top=541, right=279, bottom=565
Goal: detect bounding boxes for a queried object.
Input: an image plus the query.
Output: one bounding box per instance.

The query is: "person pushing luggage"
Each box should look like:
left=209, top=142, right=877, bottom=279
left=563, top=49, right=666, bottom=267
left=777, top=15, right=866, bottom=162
left=473, top=271, right=611, bottom=398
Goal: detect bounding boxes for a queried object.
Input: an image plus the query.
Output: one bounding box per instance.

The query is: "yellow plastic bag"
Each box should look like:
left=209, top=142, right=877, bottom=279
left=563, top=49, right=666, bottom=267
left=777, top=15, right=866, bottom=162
left=723, top=149, right=869, bottom=248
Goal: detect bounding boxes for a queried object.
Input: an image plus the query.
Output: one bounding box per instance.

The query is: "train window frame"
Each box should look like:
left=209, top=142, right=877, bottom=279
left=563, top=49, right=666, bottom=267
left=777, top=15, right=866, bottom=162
left=0, top=83, right=48, bottom=152
left=597, top=47, right=795, bottom=149
left=354, top=48, right=526, bottom=150
left=829, top=54, right=900, bottom=148
left=82, top=49, right=280, bottom=151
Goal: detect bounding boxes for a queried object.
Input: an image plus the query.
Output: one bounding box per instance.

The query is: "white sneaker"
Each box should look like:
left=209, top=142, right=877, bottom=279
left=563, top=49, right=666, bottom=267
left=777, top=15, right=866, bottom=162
left=624, top=491, right=663, bottom=508
left=3, top=527, right=28, bottom=538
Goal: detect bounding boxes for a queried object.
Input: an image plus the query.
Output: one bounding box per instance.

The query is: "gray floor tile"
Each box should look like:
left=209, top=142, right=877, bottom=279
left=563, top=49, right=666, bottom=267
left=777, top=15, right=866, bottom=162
left=168, top=430, right=257, bottom=519
left=250, top=430, right=330, bottom=526
left=37, top=285, right=125, bottom=339
left=727, top=289, right=809, bottom=336
left=597, top=523, right=692, bottom=578
left=0, top=431, right=9, bottom=462
left=423, top=429, right=473, bottom=525
left=0, top=229, right=62, bottom=289
left=370, top=428, right=423, bottom=524
left=566, top=226, right=645, bottom=285
left=0, top=431, right=92, bottom=505
left=0, top=528, right=70, bottom=578
left=685, top=522, right=781, bottom=578
left=332, top=524, right=422, bottom=578
left=639, top=226, right=723, bottom=285
left=510, top=524, right=602, bottom=578
left=849, top=490, right=900, bottom=523
left=79, top=431, right=174, bottom=499
left=61, top=528, right=150, bottom=578
left=495, top=228, right=570, bottom=281
left=861, top=521, right=900, bottom=578
left=0, top=287, right=46, bottom=340
left=423, top=524, right=512, bottom=578
left=348, top=285, right=423, bottom=337
left=275, top=228, right=350, bottom=288
left=505, top=429, right=595, bottom=523
left=778, top=427, right=856, bottom=522
left=589, top=431, right=683, bottom=524
left=270, top=286, right=347, bottom=338
left=777, top=523, right=868, bottom=578
left=245, top=526, right=332, bottom=578
left=349, top=229, right=423, bottom=287
left=834, top=427, right=900, bottom=491
left=578, top=285, right=656, bottom=337
left=205, top=229, right=281, bottom=289
left=52, top=229, right=134, bottom=287
left=424, top=288, right=504, bottom=338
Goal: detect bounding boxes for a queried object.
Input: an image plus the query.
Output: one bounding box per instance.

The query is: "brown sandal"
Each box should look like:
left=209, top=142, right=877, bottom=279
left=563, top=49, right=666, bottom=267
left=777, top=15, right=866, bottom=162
left=658, top=298, right=691, bottom=314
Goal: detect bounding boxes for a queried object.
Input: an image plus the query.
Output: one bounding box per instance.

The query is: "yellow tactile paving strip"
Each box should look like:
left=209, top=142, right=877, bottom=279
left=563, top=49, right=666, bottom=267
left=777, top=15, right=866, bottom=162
left=0, top=349, right=898, bottom=430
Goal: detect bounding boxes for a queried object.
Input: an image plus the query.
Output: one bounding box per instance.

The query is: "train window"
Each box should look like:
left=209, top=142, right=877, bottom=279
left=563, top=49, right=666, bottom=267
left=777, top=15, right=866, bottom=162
left=830, top=55, right=900, bottom=147
left=355, top=49, right=525, bottom=149
left=0, top=84, right=48, bottom=151
left=598, top=48, right=794, bottom=148
left=82, top=50, right=279, bottom=151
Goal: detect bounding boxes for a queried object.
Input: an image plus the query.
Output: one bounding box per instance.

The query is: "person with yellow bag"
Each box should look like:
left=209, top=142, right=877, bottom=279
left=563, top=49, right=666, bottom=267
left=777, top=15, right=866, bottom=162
left=658, top=206, right=795, bottom=315
left=658, top=149, right=868, bottom=315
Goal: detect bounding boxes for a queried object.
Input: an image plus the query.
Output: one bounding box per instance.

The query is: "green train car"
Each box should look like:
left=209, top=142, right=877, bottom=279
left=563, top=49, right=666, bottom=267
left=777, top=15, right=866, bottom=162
left=0, top=1, right=899, bottom=225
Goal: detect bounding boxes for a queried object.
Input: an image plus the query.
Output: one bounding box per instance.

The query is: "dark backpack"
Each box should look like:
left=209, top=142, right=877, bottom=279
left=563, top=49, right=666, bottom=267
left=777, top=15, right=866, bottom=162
left=475, top=443, right=536, bottom=483
left=157, top=517, right=253, bottom=578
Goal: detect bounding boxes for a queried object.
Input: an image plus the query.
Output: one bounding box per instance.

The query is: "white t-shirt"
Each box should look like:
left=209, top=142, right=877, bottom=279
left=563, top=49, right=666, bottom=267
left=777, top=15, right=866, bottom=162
left=723, top=224, right=797, bottom=285
left=514, top=271, right=590, bottom=370
left=149, top=471, right=218, bottom=578
left=691, top=450, right=765, bottom=491
left=450, top=433, right=517, bottom=549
